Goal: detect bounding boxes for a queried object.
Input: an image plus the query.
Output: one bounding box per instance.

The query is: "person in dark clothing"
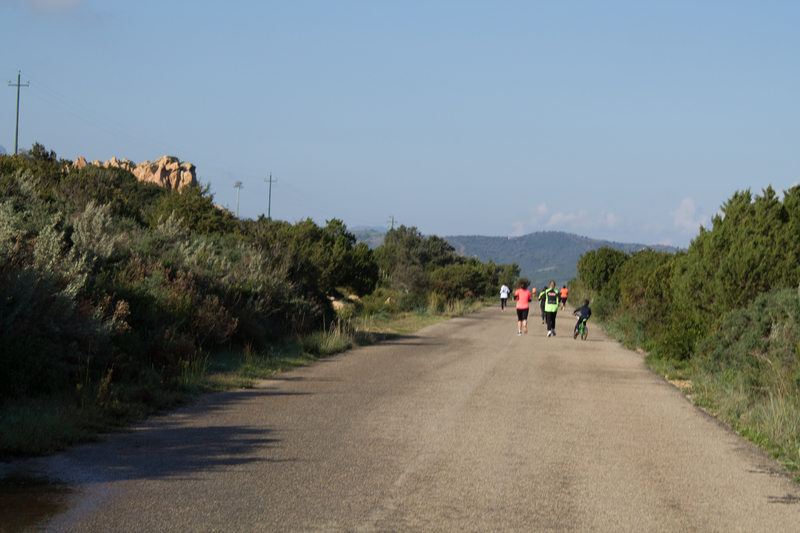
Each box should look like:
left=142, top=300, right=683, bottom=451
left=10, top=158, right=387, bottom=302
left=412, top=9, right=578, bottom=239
left=573, top=299, right=592, bottom=338
left=543, top=281, right=559, bottom=337
left=538, top=286, right=547, bottom=324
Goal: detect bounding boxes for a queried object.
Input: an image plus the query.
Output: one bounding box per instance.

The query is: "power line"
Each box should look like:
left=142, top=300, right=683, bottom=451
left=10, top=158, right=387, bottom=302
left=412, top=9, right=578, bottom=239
left=8, top=71, right=29, bottom=155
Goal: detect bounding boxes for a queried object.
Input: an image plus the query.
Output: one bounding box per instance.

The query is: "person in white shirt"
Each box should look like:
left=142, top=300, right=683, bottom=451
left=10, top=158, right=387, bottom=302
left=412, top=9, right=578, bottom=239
left=500, top=284, right=510, bottom=312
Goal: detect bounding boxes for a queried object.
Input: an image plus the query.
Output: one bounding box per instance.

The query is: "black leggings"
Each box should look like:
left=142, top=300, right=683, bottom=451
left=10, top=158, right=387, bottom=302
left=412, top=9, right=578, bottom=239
left=545, top=311, right=556, bottom=331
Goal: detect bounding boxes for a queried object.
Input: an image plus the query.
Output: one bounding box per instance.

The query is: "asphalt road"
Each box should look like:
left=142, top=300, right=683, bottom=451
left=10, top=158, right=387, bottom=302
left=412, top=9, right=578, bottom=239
left=21, top=306, right=800, bottom=531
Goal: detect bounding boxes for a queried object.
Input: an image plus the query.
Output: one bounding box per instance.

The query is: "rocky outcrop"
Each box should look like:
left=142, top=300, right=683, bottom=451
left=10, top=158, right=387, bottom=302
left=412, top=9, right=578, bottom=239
left=71, top=155, right=197, bottom=190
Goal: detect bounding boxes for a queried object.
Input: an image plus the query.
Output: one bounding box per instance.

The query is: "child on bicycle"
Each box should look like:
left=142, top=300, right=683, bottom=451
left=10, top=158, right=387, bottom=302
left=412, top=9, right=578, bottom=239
left=573, top=299, right=592, bottom=338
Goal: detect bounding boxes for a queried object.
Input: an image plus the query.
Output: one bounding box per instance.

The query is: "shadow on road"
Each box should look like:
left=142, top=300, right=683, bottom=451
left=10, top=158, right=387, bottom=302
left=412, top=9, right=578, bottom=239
left=1, top=386, right=302, bottom=531
left=83, top=388, right=305, bottom=483
left=94, top=424, right=286, bottom=482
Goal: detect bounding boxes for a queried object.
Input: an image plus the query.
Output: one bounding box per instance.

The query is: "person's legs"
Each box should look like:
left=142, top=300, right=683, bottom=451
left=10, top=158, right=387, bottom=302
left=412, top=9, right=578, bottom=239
left=521, top=308, right=529, bottom=333
left=516, top=308, right=524, bottom=334
left=545, top=311, right=556, bottom=334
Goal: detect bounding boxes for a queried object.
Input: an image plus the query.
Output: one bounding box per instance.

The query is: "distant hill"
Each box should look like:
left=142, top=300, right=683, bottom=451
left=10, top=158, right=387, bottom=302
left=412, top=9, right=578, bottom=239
left=352, top=228, right=681, bottom=288
left=351, top=226, right=388, bottom=249
left=445, top=232, right=681, bottom=289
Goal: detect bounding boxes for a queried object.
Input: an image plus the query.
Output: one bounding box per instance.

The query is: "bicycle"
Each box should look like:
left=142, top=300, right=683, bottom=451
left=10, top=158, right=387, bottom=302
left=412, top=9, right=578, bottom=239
left=574, top=315, right=588, bottom=341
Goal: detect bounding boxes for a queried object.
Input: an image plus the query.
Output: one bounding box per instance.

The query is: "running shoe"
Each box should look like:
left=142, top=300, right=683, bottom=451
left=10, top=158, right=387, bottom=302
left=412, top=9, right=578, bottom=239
left=523, top=325, right=527, bottom=334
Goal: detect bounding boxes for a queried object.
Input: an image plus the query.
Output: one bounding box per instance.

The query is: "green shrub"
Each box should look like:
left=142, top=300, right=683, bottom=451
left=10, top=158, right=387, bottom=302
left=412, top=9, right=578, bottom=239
left=148, top=184, right=235, bottom=236
left=577, top=247, right=628, bottom=296
left=591, top=294, right=618, bottom=322
left=398, top=292, right=427, bottom=312
left=650, top=311, right=703, bottom=361
left=672, top=186, right=800, bottom=335
left=0, top=210, right=124, bottom=401
left=72, top=201, right=126, bottom=267
left=427, top=292, right=447, bottom=313
left=359, top=289, right=397, bottom=317
left=696, top=288, right=800, bottom=386
left=429, top=258, right=499, bottom=300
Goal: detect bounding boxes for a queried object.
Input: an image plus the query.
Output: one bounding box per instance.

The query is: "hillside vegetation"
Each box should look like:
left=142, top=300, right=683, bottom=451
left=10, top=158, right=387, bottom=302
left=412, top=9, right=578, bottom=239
left=0, top=144, right=519, bottom=456
left=570, top=186, right=800, bottom=478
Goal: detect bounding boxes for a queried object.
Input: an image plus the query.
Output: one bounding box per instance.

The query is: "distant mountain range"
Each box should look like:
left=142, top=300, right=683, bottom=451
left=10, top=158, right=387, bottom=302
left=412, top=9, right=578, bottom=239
left=352, top=228, right=680, bottom=289
left=445, top=232, right=680, bottom=289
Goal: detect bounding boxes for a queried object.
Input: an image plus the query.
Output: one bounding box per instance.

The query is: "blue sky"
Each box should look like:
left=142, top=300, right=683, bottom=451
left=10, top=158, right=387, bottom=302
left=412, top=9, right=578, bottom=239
left=2, top=0, right=798, bottom=247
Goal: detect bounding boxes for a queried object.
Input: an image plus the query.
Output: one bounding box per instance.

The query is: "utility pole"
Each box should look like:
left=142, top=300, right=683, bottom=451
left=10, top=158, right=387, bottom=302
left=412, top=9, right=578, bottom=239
left=8, top=71, right=29, bottom=155
left=388, top=215, right=396, bottom=230
left=264, top=172, right=277, bottom=220
left=234, top=181, right=243, bottom=218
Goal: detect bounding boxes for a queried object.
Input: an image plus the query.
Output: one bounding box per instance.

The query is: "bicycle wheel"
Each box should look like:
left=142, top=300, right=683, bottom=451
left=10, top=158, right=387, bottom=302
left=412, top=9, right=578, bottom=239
left=581, top=325, right=588, bottom=341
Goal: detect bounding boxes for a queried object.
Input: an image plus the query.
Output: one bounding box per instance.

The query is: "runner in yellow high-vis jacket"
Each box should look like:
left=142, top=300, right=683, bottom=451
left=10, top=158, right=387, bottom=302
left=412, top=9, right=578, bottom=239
left=543, top=281, right=559, bottom=337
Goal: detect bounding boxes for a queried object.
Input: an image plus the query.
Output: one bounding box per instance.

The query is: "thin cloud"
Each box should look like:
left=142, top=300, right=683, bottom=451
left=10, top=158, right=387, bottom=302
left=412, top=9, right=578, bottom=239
left=510, top=220, right=527, bottom=237
left=671, top=198, right=710, bottom=235
left=536, top=203, right=549, bottom=217
left=605, top=212, right=622, bottom=228
left=511, top=203, right=622, bottom=236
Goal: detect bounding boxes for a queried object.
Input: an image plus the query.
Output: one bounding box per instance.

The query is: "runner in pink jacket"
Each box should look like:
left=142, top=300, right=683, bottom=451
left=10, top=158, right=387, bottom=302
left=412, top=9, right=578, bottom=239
left=514, top=280, right=533, bottom=335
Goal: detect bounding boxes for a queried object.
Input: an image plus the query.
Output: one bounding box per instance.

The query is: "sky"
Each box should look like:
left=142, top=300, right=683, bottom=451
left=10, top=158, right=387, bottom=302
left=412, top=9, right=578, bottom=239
left=2, top=0, right=799, bottom=247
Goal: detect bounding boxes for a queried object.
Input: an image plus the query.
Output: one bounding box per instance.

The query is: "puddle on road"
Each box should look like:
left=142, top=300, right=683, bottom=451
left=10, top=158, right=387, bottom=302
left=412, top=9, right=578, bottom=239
left=0, top=470, right=73, bottom=533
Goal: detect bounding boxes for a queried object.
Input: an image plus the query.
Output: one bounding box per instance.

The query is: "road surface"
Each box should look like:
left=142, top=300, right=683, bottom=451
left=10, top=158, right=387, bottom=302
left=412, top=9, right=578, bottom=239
left=10, top=306, right=800, bottom=531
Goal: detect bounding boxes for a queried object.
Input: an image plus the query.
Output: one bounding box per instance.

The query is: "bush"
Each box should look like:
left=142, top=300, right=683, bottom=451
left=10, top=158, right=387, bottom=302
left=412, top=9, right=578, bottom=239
left=591, top=294, right=618, bottom=322
left=650, top=311, right=703, bottom=361
left=244, top=217, right=378, bottom=299
left=397, top=292, right=427, bottom=312
left=577, top=247, right=628, bottom=296
left=672, top=186, right=800, bottom=335
left=148, top=184, right=235, bottom=236
left=0, top=208, right=122, bottom=400
left=429, top=261, right=486, bottom=300
left=427, top=292, right=447, bottom=313
left=696, top=288, right=800, bottom=382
